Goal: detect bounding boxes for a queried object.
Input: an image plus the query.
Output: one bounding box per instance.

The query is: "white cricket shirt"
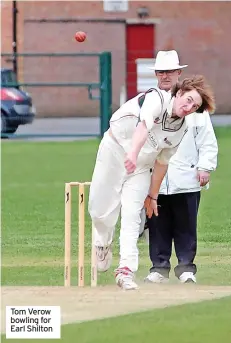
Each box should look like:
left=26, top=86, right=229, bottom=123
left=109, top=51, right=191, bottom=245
left=110, top=88, right=188, bottom=166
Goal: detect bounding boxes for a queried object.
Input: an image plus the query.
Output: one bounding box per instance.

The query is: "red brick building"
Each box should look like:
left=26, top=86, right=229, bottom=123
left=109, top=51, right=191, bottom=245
left=2, top=1, right=231, bottom=116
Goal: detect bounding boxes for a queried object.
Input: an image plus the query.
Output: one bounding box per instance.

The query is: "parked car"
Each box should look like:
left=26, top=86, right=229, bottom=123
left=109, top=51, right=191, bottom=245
left=1, top=68, right=36, bottom=135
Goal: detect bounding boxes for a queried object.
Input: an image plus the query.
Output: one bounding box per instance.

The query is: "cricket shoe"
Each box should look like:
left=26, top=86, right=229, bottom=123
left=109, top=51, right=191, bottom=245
left=179, top=272, right=196, bottom=283
left=144, top=272, right=169, bottom=284
left=95, top=245, right=112, bottom=272
left=115, top=267, right=139, bottom=290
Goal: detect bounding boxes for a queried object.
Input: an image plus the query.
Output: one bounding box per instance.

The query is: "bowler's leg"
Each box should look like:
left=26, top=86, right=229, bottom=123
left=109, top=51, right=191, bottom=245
left=115, top=170, right=151, bottom=290
left=88, top=133, right=124, bottom=271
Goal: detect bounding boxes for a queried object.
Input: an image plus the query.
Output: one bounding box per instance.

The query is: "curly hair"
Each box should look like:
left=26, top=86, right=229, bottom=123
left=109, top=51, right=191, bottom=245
left=171, top=75, right=216, bottom=114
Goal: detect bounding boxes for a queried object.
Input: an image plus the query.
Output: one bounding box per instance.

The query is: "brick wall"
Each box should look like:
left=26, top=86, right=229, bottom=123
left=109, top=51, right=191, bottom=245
left=1, top=1, right=13, bottom=54
left=22, top=21, right=125, bottom=117
left=1, top=0, right=24, bottom=80
left=1, top=1, right=231, bottom=115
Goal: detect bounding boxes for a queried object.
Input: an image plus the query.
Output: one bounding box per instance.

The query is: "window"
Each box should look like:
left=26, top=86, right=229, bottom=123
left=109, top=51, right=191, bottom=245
left=1, top=70, right=17, bottom=87
left=103, top=0, right=128, bottom=12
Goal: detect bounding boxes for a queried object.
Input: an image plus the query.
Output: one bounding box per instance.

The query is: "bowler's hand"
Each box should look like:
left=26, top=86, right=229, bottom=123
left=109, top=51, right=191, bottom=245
left=197, top=170, right=210, bottom=187
left=125, top=152, right=137, bottom=174
left=144, top=196, right=158, bottom=218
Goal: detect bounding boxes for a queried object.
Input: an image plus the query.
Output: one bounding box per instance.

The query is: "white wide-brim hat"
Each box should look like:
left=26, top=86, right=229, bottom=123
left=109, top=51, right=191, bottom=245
left=149, top=50, right=188, bottom=71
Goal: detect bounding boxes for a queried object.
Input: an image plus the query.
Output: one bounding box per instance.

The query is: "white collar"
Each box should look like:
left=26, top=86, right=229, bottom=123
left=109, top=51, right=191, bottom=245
left=155, top=86, right=173, bottom=117
left=167, top=97, right=175, bottom=117
left=156, top=86, right=177, bottom=118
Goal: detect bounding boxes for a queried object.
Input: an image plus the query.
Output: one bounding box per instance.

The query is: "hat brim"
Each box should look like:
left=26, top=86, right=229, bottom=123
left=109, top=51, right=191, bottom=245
left=148, top=64, right=188, bottom=71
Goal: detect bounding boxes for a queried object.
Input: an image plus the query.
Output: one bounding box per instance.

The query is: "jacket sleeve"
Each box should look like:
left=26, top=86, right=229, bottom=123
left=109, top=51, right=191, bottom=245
left=196, top=112, right=218, bottom=171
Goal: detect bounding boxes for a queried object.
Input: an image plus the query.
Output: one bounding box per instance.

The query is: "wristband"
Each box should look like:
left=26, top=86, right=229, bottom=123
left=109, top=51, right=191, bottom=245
left=148, top=195, right=158, bottom=201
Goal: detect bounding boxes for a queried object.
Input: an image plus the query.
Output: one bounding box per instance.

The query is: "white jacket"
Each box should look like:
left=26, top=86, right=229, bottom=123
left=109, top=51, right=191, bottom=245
left=159, top=111, right=218, bottom=194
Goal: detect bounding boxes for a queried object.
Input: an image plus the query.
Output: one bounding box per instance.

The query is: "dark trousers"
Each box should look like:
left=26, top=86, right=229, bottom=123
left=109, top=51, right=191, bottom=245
left=147, top=192, right=200, bottom=278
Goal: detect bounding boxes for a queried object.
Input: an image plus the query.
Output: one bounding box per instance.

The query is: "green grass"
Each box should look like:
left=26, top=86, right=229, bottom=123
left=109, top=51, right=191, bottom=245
left=2, top=296, right=231, bottom=343
left=1, top=127, right=231, bottom=342
left=1, top=128, right=231, bottom=286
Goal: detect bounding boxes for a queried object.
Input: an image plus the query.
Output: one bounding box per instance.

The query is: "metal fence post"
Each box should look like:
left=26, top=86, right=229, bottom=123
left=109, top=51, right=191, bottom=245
left=99, top=52, right=112, bottom=137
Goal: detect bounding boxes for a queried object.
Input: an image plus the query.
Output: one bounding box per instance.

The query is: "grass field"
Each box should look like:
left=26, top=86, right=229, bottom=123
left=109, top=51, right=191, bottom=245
left=2, top=296, right=231, bottom=343
left=1, top=126, right=231, bottom=342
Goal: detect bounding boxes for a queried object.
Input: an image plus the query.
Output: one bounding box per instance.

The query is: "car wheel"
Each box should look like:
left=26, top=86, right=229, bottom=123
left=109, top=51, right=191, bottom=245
left=6, top=125, right=19, bottom=134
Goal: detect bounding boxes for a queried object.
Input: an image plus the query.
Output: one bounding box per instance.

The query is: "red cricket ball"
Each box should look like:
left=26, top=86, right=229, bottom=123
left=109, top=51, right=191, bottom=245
left=75, top=31, right=86, bottom=42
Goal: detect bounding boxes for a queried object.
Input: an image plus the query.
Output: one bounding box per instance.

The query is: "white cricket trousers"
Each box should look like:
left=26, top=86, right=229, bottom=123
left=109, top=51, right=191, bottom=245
left=88, top=131, right=152, bottom=272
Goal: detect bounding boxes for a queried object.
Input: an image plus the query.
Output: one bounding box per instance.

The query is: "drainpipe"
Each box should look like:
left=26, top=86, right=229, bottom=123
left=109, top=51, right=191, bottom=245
left=12, top=0, right=18, bottom=78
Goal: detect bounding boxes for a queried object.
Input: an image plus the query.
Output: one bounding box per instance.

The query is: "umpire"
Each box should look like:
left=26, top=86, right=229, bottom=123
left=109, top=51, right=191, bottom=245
left=143, top=50, right=218, bottom=283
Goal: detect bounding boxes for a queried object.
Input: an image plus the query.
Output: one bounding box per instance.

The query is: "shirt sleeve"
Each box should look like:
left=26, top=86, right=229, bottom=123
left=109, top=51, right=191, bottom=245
left=139, top=91, right=163, bottom=131
left=156, top=146, right=179, bottom=165
left=196, top=112, right=218, bottom=172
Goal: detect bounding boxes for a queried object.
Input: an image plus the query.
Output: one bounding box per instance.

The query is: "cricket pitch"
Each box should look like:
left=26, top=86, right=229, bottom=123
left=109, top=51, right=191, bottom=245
left=1, top=284, right=231, bottom=333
